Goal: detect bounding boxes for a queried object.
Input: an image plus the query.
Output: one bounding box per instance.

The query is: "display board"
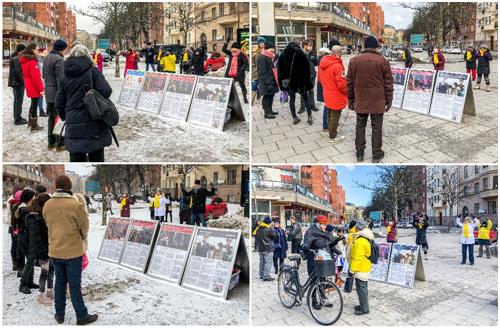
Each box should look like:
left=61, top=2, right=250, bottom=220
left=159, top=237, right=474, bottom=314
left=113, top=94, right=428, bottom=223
left=187, top=77, right=233, bottom=131
left=429, top=71, right=474, bottom=123
left=136, top=72, right=168, bottom=114
left=401, top=69, right=436, bottom=115
left=147, top=223, right=196, bottom=284
left=386, top=244, right=420, bottom=288
left=118, top=70, right=145, bottom=108
left=181, top=227, right=241, bottom=299
left=391, top=67, right=409, bottom=109
left=369, top=243, right=392, bottom=282
left=98, top=217, right=131, bottom=263
left=159, top=74, right=197, bottom=121
left=119, top=219, right=159, bottom=272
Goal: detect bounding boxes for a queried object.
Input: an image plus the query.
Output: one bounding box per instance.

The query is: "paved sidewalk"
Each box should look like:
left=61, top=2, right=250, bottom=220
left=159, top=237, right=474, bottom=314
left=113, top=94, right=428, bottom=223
left=252, top=54, right=498, bottom=163
left=251, top=231, right=498, bottom=326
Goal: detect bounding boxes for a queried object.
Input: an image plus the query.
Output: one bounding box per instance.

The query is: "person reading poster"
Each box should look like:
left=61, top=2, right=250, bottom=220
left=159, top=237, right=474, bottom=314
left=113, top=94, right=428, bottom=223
left=429, top=71, right=470, bottom=123
left=401, top=69, right=435, bottom=115
left=119, top=219, right=158, bottom=272
left=98, top=217, right=131, bottom=263
left=136, top=72, right=169, bottom=114
left=391, top=67, right=408, bottom=109
left=386, top=244, right=420, bottom=288
left=159, top=74, right=197, bottom=121
left=118, top=70, right=145, bottom=108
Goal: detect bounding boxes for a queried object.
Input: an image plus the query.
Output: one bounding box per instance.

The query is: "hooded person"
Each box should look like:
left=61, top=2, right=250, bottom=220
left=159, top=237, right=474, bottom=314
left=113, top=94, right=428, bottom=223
left=464, top=45, right=478, bottom=81
left=9, top=43, right=28, bottom=125
left=222, top=41, right=249, bottom=103
left=475, top=44, right=493, bottom=91
left=255, top=217, right=278, bottom=281
left=180, top=180, right=216, bottom=227
left=257, top=42, right=279, bottom=119
left=190, top=47, right=206, bottom=76
left=317, top=45, right=333, bottom=131
left=412, top=214, right=429, bottom=260
left=252, top=36, right=267, bottom=103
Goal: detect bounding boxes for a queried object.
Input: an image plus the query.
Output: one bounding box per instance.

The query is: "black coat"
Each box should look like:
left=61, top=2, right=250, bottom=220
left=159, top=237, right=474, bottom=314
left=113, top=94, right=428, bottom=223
left=413, top=219, right=428, bottom=245
left=144, top=46, right=156, bottom=64
left=55, top=56, right=113, bottom=154
left=255, top=225, right=277, bottom=253
left=305, top=51, right=318, bottom=86
left=277, top=42, right=313, bottom=93
left=42, top=50, right=65, bottom=103
left=181, top=186, right=216, bottom=213
left=464, top=50, right=478, bottom=70
left=8, top=53, right=24, bottom=87
left=190, top=51, right=205, bottom=76
left=477, top=50, right=492, bottom=75
left=222, top=43, right=249, bottom=83
left=26, top=212, right=49, bottom=261
left=316, top=55, right=325, bottom=102
left=15, top=205, right=30, bottom=256
left=302, top=224, right=341, bottom=255
left=257, top=53, right=279, bottom=96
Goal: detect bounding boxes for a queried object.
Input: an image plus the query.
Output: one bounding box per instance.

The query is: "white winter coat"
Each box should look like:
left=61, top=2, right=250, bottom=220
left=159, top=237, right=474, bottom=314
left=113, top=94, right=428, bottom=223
left=456, top=217, right=478, bottom=245
left=154, top=196, right=167, bottom=217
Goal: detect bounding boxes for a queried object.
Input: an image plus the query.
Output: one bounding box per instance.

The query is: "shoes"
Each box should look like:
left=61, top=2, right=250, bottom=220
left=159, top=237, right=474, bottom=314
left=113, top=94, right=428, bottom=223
left=37, top=292, right=53, bottom=305
left=29, top=116, right=43, bottom=132
left=469, top=263, right=474, bottom=266
left=487, top=256, right=491, bottom=259
left=460, top=262, right=466, bottom=265
left=19, top=285, right=31, bottom=294
left=55, top=315, right=65, bottom=325
left=76, top=314, right=98, bottom=326
left=477, top=255, right=482, bottom=258
left=264, top=113, right=276, bottom=119
left=262, top=277, right=275, bottom=282
left=355, top=309, right=369, bottom=316
left=474, top=85, right=480, bottom=90
left=275, top=270, right=278, bottom=274
left=292, top=117, right=301, bottom=125
left=298, top=107, right=306, bottom=114
left=271, top=111, right=279, bottom=115
left=55, top=145, right=65, bottom=152
left=373, top=151, right=385, bottom=163
left=356, top=150, right=364, bottom=162
left=329, top=135, right=345, bottom=144
left=355, top=305, right=362, bottom=311
left=14, top=118, right=28, bottom=125
left=243, top=96, right=249, bottom=104
left=48, top=144, right=56, bottom=150
left=311, top=302, right=321, bottom=310
left=39, top=110, right=48, bottom=117
left=307, top=116, right=313, bottom=125
left=322, top=128, right=328, bottom=132
left=312, top=107, right=320, bottom=112
left=486, top=86, right=490, bottom=92
left=45, top=288, right=54, bottom=299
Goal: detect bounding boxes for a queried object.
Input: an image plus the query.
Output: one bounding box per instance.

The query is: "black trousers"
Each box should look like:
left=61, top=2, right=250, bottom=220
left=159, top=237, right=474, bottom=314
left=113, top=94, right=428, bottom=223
left=47, top=102, right=64, bottom=146
left=20, top=255, right=35, bottom=287
left=262, top=94, right=275, bottom=114
left=12, top=85, right=24, bottom=121
left=355, top=113, right=384, bottom=156
left=236, top=79, right=247, bottom=98
left=29, top=97, right=39, bottom=118
left=300, top=89, right=315, bottom=111
left=69, top=148, right=105, bottom=162
left=273, top=257, right=284, bottom=272
left=166, top=211, right=173, bottom=222
left=145, top=62, right=155, bottom=72
left=10, top=234, right=18, bottom=269
left=290, top=91, right=312, bottom=118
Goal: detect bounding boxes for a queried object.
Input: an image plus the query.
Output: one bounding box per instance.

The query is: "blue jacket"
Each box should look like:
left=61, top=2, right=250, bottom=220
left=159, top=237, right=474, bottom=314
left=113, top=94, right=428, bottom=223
left=273, top=227, right=288, bottom=259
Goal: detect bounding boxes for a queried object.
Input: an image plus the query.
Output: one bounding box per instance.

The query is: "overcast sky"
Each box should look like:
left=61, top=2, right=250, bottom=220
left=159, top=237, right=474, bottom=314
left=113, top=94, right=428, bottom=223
left=380, top=2, right=415, bottom=30
left=65, top=164, right=95, bottom=177
left=66, top=1, right=103, bottom=34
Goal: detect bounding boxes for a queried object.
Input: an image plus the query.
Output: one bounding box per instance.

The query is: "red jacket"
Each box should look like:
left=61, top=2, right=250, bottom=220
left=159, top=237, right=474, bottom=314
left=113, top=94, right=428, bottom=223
left=93, top=52, right=103, bottom=72
left=318, top=55, right=347, bottom=110
left=433, top=51, right=445, bottom=71
left=124, top=52, right=136, bottom=77
left=383, top=218, right=398, bottom=243
left=19, top=53, right=44, bottom=98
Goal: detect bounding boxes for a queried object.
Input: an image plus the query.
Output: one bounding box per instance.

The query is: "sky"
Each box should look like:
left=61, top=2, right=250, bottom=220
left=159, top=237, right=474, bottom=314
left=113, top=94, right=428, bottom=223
left=333, top=166, right=382, bottom=207
left=380, top=2, right=416, bottom=30
left=65, top=164, right=95, bottom=177
left=66, top=1, right=103, bottom=34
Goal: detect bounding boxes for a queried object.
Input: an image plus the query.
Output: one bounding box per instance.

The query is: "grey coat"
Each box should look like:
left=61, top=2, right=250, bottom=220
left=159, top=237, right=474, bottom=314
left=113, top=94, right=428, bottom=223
left=43, top=50, right=65, bottom=103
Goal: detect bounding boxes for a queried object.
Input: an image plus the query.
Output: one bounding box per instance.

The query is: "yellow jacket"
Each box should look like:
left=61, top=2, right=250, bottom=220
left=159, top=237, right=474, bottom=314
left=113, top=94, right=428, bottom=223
left=478, top=219, right=493, bottom=240
left=156, top=49, right=163, bottom=61
left=349, top=228, right=374, bottom=273
left=160, top=54, right=176, bottom=72
left=346, top=226, right=357, bottom=248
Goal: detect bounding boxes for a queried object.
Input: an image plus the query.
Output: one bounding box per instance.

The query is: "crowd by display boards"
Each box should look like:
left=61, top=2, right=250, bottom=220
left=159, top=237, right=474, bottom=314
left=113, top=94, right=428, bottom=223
left=117, top=70, right=246, bottom=132
left=97, top=218, right=248, bottom=300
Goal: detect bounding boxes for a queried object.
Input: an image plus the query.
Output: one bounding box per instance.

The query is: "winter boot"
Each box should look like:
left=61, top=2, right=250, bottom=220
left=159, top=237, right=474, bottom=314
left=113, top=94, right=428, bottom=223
left=29, top=117, right=43, bottom=132
left=243, top=94, right=249, bottom=104
left=474, top=83, right=480, bottom=90
left=486, top=85, right=490, bottom=92
left=37, top=292, right=53, bottom=305
left=14, top=118, right=28, bottom=125
left=307, top=115, right=313, bottom=125
left=39, top=110, right=48, bottom=117
left=54, top=314, right=64, bottom=325
left=292, top=117, right=301, bottom=125
left=76, top=314, right=98, bottom=325
left=19, top=285, right=31, bottom=294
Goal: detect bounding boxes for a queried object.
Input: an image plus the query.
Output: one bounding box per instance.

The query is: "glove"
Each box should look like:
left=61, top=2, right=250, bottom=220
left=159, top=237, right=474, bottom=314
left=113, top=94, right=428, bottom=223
left=385, top=102, right=392, bottom=112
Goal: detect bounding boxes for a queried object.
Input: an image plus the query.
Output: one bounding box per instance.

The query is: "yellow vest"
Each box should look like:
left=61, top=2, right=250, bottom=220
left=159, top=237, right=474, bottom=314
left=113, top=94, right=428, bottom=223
left=478, top=219, right=493, bottom=240
left=160, top=54, right=176, bottom=72
left=349, top=235, right=372, bottom=273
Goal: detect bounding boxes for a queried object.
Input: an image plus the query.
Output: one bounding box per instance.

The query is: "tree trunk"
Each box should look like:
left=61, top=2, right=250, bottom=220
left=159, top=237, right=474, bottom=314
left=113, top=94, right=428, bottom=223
left=101, top=188, right=107, bottom=226
left=436, top=4, right=444, bottom=48
left=115, top=49, right=120, bottom=78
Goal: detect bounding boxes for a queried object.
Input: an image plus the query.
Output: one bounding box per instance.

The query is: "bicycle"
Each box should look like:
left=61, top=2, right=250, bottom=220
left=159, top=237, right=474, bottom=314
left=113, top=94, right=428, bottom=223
left=277, top=251, right=343, bottom=326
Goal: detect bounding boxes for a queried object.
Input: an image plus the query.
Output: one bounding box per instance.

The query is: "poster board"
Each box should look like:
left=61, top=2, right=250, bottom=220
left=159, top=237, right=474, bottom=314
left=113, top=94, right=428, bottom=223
left=429, top=71, right=474, bottom=123
left=391, top=67, right=409, bottom=109
left=118, top=219, right=159, bottom=273
left=98, top=217, right=131, bottom=263
left=187, top=76, right=233, bottom=131
left=369, top=243, right=392, bottom=282
left=386, top=244, right=421, bottom=288
left=136, top=72, right=169, bottom=114
left=181, top=227, right=241, bottom=299
left=159, top=74, right=198, bottom=121
left=147, top=223, right=196, bottom=284
left=118, top=70, right=145, bottom=108
left=401, top=69, right=436, bottom=115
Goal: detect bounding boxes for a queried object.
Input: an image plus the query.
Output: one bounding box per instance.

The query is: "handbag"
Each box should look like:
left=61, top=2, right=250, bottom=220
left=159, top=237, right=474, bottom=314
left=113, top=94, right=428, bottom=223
left=281, top=52, right=296, bottom=89
left=53, top=115, right=65, bottom=136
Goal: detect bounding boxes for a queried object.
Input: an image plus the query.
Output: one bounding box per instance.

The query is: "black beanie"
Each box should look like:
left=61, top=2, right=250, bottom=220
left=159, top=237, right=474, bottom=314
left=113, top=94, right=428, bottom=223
left=53, top=39, right=68, bottom=51
left=20, top=189, right=35, bottom=203
left=15, top=44, right=26, bottom=53
left=364, top=36, right=379, bottom=49
left=265, top=42, right=275, bottom=50
left=328, top=39, right=341, bottom=49
left=230, top=42, right=240, bottom=49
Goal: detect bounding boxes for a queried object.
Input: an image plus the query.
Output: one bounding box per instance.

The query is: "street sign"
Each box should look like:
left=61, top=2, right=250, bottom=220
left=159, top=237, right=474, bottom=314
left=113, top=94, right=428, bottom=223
left=410, top=34, right=424, bottom=45
left=369, top=211, right=382, bottom=222
left=97, top=39, right=110, bottom=49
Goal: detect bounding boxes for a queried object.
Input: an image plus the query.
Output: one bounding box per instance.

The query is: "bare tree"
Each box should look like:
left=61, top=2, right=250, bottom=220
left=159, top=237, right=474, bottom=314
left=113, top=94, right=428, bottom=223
left=164, top=3, right=204, bottom=46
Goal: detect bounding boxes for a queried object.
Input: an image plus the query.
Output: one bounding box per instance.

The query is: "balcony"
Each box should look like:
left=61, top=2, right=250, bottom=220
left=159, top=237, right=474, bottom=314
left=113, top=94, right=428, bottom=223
left=3, top=7, right=59, bottom=41
left=3, top=166, right=47, bottom=184
left=480, top=187, right=498, bottom=199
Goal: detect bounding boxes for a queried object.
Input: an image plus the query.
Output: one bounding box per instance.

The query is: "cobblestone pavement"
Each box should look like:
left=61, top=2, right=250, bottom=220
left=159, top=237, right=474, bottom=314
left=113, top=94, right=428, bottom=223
left=252, top=54, right=498, bottom=163
left=251, top=229, right=498, bottom=326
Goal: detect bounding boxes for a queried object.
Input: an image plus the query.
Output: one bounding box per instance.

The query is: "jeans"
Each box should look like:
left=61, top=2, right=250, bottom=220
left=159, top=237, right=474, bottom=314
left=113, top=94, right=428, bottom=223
left=355, top=113, right=384, bottom=156
left=322, top=106, right=328, bottom=129
left=12, top=85, right=24, bottom=121
left=150, top=208, right=155, bottom=220
left=29, top=97, right=39, bottom=118
left=262, top=94, right=275, bottom=114
left=259, top=251, right=273, bottom=279
left=191, top=212, right=207, bottom=227
left=39, top=259, right=54, bottom=292
left=38, top=96, right=44, bottom=111
left=155, top=216, right=165, bottom=222
left=20, top=254, right=35, bottom=286
left=47, top=102, right=64, bottom=146
left=145, top=62, right=155, bottom=71
left=289, top=91, right=312, bottom=118
left=53, top=256, right=88, bottom=321
left=69, top=148, right=105, bottom=162
left=355, top=278, right=369, bottom=312
left=461, top=243, right=474, bottom=264
left=327, top=108, right=343, bottom=139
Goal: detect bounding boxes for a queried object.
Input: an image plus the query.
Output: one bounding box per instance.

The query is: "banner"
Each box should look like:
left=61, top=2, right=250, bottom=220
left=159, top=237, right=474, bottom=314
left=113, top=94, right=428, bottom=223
left=429, top=71, right=471, bottom=123
left=181, top=227, right=241, bottom=299
left=401, top=69, right=435, bottom=115
left=369, top=243, right=392, bottom=282
left=147, top=223, right=196, bottom=284
left=118, top=70, right=145, bottom=108
left=98, top=217, right=131, bottom=263
left=159, top=74, right=197, bottom=121
left=386, top=244, right=420, bottom=288
left=187, top=77, right=233, bottom=131
left=119, top=219, right=159, bottom=272
left=391, top=67, right=408, bottom=109
left=136, top=72, right=168, bottom=114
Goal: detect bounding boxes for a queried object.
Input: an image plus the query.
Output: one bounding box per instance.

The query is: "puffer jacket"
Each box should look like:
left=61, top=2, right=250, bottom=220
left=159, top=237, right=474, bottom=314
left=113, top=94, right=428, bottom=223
left=477, top=49, right=492, bottom=75
left=26, top=212, right=49, bottom=261
left=18, top=52, right=44, bottom=98
left=43, top=50, right=65, bottom=103
left=318, top=55, right=347, bottom=110
left=15, top=204, right=30, bottom=255
left=8, top=52, right=24, bottom=87
left=349, top=228, right=374, bottom=273
left=255, top=223, right=278, bottom=253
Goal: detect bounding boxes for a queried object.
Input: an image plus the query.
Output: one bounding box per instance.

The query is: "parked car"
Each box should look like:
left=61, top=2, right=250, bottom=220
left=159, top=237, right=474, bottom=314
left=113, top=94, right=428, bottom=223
left=93, top=193, right=103, bottom=202
left=396, top=222, right=404, bottom=228
left=473, top=226, right=498, bottom=244
left=204, top=51, right=226, bottom=73
left=99, top=49, right=111, bottom=62
left=449, top=47, right=463, bottom=54
left=404, top=222, right=413, bottom=229
left=411, top=46, right=423, bottom=52
left=205, top=196, right=228, bottom=220
left=372, top=221, right=381, bottom=228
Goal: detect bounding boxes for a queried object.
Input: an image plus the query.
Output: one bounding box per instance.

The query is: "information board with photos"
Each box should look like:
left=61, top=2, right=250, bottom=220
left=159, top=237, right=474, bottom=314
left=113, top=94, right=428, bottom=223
left=119, top=219, right=159, bottom=272
left=118, top=70, right=145, bottom=108
left=429, top=71, right=472, bottom=123
left=136, top=72, right=169, bottom=114
left=401, top=69, right=436, bottom=115
left=98, top=217, right=131, bottom=263
left=159, top=74, right=197, bottom=121
left=187, top=77, right=233, bottom=131
left=386, top=244, right=421, bottom=288
left=391, top=67, right=409, bottom=109
left=147, top=223, right=196, bottom=284
left=181, top=227, right=241, bottom=299
left=369, top=243, right=393, bottom=282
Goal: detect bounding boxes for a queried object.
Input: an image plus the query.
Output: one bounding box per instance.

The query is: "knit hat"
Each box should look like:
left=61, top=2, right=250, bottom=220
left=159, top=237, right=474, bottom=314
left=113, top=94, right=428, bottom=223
left=479, top=43, right=487, bottom=49
left=15, top=44, right=26, bottom=53
left=364, top=36, right=379, bottom=49
left=314, top=215, right=329, bottom=225
left=328, top=39, right=341, bottom=49
left=53, top=39, right=68, bottom=51
left=20, top=189, right=35, bottom=203
left=230, top=42, right=241, bottom=49
left=257, top=36, right=267, bottom=44
left=263, top=216, right=272, bottom=224
left=14, top=190, right=23, bottom=202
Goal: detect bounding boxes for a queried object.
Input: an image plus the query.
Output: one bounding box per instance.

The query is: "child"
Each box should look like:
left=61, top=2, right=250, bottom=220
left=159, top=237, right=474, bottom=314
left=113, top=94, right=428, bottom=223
left=475, top=44, right=492, bottom=92
left=477, top=218, right=493, bottom=259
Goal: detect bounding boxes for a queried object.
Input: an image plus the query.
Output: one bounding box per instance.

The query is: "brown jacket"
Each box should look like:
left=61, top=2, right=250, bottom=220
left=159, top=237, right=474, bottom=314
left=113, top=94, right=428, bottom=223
left=42, top=191, right=89, bottom=259
left=347, top=48, right=393, bottom=114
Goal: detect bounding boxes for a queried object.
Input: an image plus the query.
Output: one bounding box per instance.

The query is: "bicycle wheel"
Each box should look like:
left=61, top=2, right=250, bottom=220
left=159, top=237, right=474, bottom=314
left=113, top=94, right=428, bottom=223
left=277, top=268, right=298, bottom=308
left=307, top=279, right=343, bottom=326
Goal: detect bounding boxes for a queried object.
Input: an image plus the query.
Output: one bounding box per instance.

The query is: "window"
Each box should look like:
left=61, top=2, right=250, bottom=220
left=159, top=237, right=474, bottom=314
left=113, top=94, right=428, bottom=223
left=463, top=185, right=468, bottom=195
left=488, top=201, right=497, bottom=214
left=211, top=7, right=216, bottom=19
left=229, top=2, right=236, bottom=13
left=474, top=166, right=480, bottom=174
left=200, top=11, right=205, bottom=22
left=225, top=27, right=233, bottom=41
left=494, top=176, right=498, bottom=189
left=482, top=177, right=488, bottom=190
left=213, top=172, right=219, bottom=185
left=212, top=29, right=217, bottom=41
left=219, top=3, right=224, bottom=15
left=464, top=166, right=468, bottom=178
left=474, top=203, right=480, bottom=214
left=227, top=169, right=237, bottom=185
left=474, top=182, right=480, bottom=193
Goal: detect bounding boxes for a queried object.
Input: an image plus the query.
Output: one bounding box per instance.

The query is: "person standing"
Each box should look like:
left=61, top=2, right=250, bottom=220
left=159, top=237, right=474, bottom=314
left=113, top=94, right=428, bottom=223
left=477, top=218, right=493, bottom=259
left=190, top=48, right=205, bottom=76
left=93, top=49, right=104, bottom=73
left=181, top=180, right=216, bottom=227
left=123, top=49, right=136, bottom=77
left=7, top=187, right=24, bottom=274
left=165, top=193, right=173, bottom=223
left=272, top=220, right=288, bottom=274
left=42, top=175, right=97, bottom=325
left=318, top=43, right=347, bottom=144
left=19, top=43, right=44, bottom=132
left=317, top=46, right=333, bottom=132
left=144, top=43, right=156, bottom=72
left=8, top=43, right=28, bottom=125
left=412, top=214, right=429, bottom=260
left=55, top=45, right=113, bottom=162
left=17, top=189, right=38, bottom=294
left=402, top=46, right=413, bottom=68
left=347, top=36, right=393, bottom=163
left=119, top=193, right=134, bottom=218
left=255, top=217, right=278, bottom=281
left=252, top=37, right=267, bottom=104
left=257, top=42, right=279, bottom=119
left=288, top=216, right=303, bottom=255
left=43, top=39, right=68, bottom=151
left=432, top=47, right=445, bottom=71
left=222, top=41, right=249, bottom=104
left=464, top=45, right=478, bottom=81
left=278, top=39, right=314, bottom=125
left=456, top=216, right=479, bottom=265
left=156, top=46, right=164, bottom=72
left=105, top=193, right=113, bottom=215
left=179, top=195, right=192, bottom=225
left=153, top=190, right=167, bottom=222
left=383, top=216, right=398, bottom=243
left=160, top=48, right=176, bottom=73
left=475, top=44, right=492, bottom=92
left=180, top=48, right=191, bottom=74
left=37, top=48, right=48, bottom=117
left=299, top=39, right=319, bottom=114
left=148, top=192, right=155, bottom=220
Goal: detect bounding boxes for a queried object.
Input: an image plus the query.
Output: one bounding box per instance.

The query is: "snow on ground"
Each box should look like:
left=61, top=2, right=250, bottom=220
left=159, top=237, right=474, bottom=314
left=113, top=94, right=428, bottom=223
left=2, top=201, right=249, bottom=325
left=2, top=59, right=249, bottom=162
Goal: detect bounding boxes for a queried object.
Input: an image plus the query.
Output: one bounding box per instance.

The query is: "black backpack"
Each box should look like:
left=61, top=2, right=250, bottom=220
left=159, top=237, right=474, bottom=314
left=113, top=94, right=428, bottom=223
left=360, top=236, right=379, bottom=264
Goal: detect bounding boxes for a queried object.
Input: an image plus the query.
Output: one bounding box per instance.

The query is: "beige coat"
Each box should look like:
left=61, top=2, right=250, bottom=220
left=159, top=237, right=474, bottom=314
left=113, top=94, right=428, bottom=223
left=43, top=192, right=89, bottom=259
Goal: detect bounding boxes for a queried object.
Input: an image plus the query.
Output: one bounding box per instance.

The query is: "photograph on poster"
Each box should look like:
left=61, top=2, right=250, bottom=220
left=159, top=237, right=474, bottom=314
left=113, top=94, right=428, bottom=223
left=105, top=218, right=129, bottom=241
left=392, top=67, right=407, bottom=86
left=194, top=81, right=230, bottom=103
left=157, top=226, right=193, bottom=250
left=127, top=222, right=155, bottom=245
left=118, top=70, right=145, bottom=108
left=193, top=235, right=236, bottom=263
left=391, top=244, right=418, bottom=265
left=166, top=75, right=196, bottom=95
left=435, top=72, right=467, bottom=97
left=407, top=70, right=434, bottom=92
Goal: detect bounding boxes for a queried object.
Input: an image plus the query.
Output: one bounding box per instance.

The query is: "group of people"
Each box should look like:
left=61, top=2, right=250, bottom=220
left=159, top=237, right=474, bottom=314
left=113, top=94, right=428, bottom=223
left=7, top=177, right=98, bottom=325
left=8, top=39, right=115, bottom=162
left=456, top=215, right=494, bottom=264
left=464, top=44, right=493, bottom=92
left=147, top=190, right=173, bottom=222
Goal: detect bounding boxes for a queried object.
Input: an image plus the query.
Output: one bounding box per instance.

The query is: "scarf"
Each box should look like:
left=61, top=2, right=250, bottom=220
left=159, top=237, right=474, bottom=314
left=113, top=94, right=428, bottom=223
left=463, top=222, right=470, bottom=237
left=386, top=225, right=392, bottom=235
left=261, top=49, right=279, bottom=87
left=466, top=51, right=472, bottom=61
left=433, top=54, right=439, bottom=65
left=228, top=51, right=240, bottom=77
left=402, top=51, right=406, bottom=60
left=154, top=195, right=160, bottom=208
left=120, top=197, right=127, bottom=210
left=183, top=52, right=189, bottom=62
left=93, top=53, right=99, bottom=64
left=479, top=49, right=485, bottom=57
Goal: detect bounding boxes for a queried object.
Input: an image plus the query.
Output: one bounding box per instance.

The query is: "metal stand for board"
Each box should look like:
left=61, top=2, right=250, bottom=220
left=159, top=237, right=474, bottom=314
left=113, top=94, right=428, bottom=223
left=228, top=83, right=246, bottom=121
left=462, top=79, right=477, bottom=120
left=414, top=247, right=426, bottom=282
left=234, top=236, right=249, bottom=283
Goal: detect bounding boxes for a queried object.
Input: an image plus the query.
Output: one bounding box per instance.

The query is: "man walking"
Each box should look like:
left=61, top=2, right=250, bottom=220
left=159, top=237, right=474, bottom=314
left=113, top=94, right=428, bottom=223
left=181, top=180, right=216, bottom=227
left=255, top=217, right=277, bottom=281
left=8, top=44, right=28, bottom=125
left=347, top=36, right=393, bottom=163
left=105, top=193, right=113, bottom=215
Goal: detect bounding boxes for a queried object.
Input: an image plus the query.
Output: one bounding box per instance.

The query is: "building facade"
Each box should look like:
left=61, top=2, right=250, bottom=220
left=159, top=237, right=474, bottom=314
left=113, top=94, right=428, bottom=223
left=65, top=170, right=84, bottom=194
left=2, top=165, right=65, bottom=200
left=75, top=29, right=97, bottom=50
left=476, top=2, right=498, bottom=50
left=458, top=165, right=498, bottom=222
left=426, top=166, right=458, bottom=225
